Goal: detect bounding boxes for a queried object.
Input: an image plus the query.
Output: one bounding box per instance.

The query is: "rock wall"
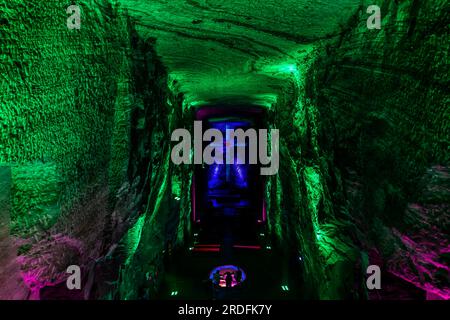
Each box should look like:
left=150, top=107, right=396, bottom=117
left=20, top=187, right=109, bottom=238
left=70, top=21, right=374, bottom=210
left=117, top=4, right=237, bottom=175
left=0, top=0, right=179, bottom=299
left=115, top=39, right=175, bottom=300
left=266, top=54, right=363, bottom=299
left=266, top=0, right=448, bottom=299
left=303, top=0, right=449, bottom=298
left=0, top=0, right=132, bottom=235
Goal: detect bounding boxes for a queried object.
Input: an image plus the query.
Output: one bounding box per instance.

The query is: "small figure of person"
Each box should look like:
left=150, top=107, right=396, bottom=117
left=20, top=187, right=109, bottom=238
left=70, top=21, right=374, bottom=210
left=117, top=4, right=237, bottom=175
left=225, top=272, right=233, bottom=288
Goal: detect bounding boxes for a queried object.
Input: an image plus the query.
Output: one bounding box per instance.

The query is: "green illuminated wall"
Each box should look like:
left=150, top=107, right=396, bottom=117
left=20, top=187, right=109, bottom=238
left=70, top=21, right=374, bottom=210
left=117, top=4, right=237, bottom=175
left=0, top=0, right=180, bottom=298
left=0, top=0, right=447, bottom=299
left=262, top=0, right=448, bottom=299
left=300, top=0, right=448, bottom=298
left=0, top=0, right=134, bottom=235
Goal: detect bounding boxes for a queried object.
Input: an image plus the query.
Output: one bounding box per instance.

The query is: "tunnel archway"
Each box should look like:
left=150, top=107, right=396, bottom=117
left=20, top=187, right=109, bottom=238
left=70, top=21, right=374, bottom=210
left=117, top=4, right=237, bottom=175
left=191, top=105, right=268, bottom=250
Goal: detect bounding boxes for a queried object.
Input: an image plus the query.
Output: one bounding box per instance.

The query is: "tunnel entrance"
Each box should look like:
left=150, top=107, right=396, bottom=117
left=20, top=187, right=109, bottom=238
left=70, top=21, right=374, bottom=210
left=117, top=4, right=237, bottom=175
left=192, top=106, right=266, bottom=249
left=161, top=106, right=297, bottom=300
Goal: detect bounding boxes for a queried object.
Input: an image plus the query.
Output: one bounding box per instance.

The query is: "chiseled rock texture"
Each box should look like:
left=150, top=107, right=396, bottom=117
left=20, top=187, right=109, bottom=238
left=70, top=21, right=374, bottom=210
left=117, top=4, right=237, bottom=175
left=0, top=0, right=131, bottom=235
left=0, top=1, right=176, bottom=299
left=306, top=0, right=449, bottom=298
left=0, top=0, right=448, bottom=300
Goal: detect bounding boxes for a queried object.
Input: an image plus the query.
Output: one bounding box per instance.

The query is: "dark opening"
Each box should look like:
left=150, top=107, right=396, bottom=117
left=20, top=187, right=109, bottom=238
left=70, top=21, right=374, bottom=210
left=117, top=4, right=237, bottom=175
left=192, top=106, right=266, bottom=247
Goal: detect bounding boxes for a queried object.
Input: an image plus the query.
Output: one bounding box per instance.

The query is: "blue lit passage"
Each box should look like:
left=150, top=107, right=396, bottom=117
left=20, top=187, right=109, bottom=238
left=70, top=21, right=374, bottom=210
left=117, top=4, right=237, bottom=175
left=206, top=120, right=251, bottom=209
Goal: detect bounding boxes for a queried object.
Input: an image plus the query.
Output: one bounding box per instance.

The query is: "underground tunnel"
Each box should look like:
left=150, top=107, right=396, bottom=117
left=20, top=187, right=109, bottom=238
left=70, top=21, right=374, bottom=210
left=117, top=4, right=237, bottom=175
left=0, top=0, right=449, bottom=302
left=192, top=106, right=267, bottom=245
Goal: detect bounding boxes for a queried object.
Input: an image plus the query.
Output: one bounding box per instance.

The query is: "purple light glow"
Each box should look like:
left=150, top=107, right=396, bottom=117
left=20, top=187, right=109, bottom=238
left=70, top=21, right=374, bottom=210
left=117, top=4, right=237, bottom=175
left=17, top=235, right=84, bottom=300
left=384, top=229, right=450, bottom=300
left=209, top=265, right=247, bottom=288
left=233, top=245, right=261, bottom=250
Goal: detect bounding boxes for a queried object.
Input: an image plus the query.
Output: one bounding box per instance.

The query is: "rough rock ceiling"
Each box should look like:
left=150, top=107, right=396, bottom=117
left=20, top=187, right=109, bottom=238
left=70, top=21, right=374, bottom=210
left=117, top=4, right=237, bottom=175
left=120, top=0, right=361, bottom=108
